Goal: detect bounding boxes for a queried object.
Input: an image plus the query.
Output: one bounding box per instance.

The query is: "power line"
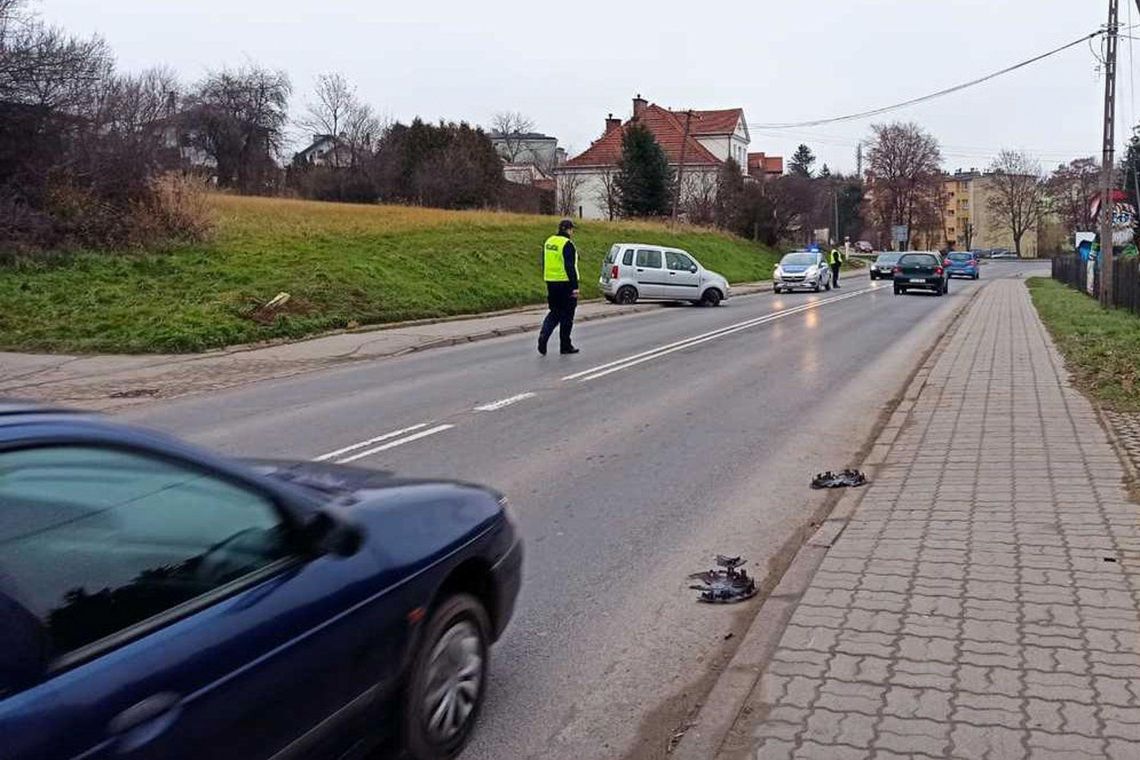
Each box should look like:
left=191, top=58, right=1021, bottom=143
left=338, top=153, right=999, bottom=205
left=749, top=30, right=1104, bottom=129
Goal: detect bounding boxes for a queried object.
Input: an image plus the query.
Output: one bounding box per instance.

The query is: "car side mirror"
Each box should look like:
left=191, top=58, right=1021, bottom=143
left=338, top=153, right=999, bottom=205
left=301, top=510, right=364, bottom=558
left=690, top=265, right=698, bottom=273
left=0, top=593, right=48, bottom=697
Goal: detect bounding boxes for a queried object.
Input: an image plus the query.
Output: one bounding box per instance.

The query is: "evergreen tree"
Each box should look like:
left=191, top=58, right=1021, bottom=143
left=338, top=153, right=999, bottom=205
left=714, top=158, right=745, bottom=229
left=789, top=144, right=816, bottom=177
left=616, top=122, right=674, bottom=217
left=1121, top=133, right=1140, bottom=220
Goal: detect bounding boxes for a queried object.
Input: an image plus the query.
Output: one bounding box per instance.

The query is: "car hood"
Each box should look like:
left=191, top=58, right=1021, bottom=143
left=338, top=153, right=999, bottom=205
left=248, top=459, right=509, bottom=564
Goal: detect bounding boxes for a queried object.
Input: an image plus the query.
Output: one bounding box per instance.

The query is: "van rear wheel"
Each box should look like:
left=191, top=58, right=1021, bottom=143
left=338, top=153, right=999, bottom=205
left=616, top=286, right=638, bottom=305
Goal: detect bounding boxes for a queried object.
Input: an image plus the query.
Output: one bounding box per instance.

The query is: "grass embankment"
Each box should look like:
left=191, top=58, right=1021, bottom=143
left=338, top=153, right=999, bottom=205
left=0, top=195, right=778, bottom=354
left=1027, top=277, right=1140, bottom=412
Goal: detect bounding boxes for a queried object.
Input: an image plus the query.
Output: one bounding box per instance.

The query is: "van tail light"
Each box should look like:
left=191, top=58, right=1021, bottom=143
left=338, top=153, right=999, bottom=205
left=935, top=267, right=944, bottom=276
left=611, top=265, right=619, bottom=278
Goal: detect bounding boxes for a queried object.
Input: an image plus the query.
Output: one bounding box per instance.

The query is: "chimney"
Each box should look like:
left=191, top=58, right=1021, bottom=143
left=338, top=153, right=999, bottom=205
left=632, top=94, right=648, bottom=118
left=605, top=113, right=622, bottom=132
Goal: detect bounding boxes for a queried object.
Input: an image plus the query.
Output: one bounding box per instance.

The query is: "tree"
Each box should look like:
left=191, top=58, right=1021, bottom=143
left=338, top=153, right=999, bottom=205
left=789, top=144, right=816, bottom=178
left=594, top=166, right=620, bottom=221
left=616, top=122, right=673, bottom=217
left=681, top=171, right=718, bottom=225
left=490, top=111, right=536, bottom=162
left=185, top=63, right=292, bottom=192
left=1119, top=138, right=1140, bottom=230
left=865, top=122, right=942, bottom=250
left=373, top=119, right=503, bottom=209
left=1046, top=157, right=1099, bottom=237
left=987, top=149, right=1047, bottom=258
left=555, top=170, right=584, bottom=216
left=296, top=72, right=382, bottom=168
left=714, top=158, right=745, bottom=229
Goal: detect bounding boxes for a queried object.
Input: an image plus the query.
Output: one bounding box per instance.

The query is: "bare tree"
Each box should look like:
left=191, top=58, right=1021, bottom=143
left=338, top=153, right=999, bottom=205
left=185, top=63, right=292, bottom=192
left=490, top=111, right=536, bottom=162
left=555, top=170, right=584, bottom=217
left=1046, top=157, right=1099, bottom=236
left=681, top=170, right=718, bottom=226
left=866, top=122, right=943, bottom=250
left=594, top=166, right=621, bottom=221
left=987, top=150, right=1047, bottom=258
left=296, top=72, right=381, bottom=168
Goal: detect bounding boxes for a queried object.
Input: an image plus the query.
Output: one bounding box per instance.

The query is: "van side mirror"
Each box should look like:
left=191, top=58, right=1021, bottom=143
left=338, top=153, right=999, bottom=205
left=0, top=593, right=48, bottom=696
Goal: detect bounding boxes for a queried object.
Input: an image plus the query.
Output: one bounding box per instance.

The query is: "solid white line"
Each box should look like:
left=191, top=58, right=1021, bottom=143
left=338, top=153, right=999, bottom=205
left=474, top=392, right=537, bottom=412
left=334, top=424, right=455, bottom=464
left=314, top=423, right=431, bottom=462
left=565, top=285, right=881, bottom=382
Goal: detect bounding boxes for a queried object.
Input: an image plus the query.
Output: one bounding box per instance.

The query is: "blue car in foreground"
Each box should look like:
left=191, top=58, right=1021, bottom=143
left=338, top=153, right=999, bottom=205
left=0, top=404, right=521, bottom=760
left=943, top=251, right=980, bottom=279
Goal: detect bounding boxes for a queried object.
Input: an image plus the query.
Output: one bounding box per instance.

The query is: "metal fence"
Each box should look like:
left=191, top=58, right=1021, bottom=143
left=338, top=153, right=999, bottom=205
left=1052, top=254, right=1140, bottom=316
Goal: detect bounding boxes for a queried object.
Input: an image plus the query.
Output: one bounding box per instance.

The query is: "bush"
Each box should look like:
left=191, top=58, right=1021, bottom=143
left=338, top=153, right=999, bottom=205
left=129, top=174, right=215, bottom=246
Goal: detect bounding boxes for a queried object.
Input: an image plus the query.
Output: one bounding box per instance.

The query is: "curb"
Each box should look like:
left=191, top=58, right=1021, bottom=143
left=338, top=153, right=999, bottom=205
left=669, top=283, right=981, bottom=760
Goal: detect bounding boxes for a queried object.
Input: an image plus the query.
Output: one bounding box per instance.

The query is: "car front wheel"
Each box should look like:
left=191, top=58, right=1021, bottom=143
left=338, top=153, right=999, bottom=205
left=403, top=594, right=491, bottom=760
left=701, top=288, right=723, bottom=307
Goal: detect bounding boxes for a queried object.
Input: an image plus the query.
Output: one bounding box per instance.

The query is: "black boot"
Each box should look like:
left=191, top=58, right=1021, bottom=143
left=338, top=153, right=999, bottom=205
left=560, top=346, right=580, bottom=355
left=538, top=337, right=548, bottom=356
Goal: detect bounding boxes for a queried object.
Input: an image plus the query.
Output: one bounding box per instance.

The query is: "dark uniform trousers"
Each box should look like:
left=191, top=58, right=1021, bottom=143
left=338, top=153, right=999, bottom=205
left=539, top=282, right=577, bottom=351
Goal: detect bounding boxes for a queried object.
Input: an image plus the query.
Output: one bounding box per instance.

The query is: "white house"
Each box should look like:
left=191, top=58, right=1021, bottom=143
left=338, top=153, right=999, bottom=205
left=557, top=95, right=778, bottom=220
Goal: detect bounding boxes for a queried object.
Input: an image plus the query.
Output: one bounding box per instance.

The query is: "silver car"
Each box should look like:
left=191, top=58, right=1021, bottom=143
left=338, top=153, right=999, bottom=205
left=773, top=251, right=831, bottom=293
left=600, top=243, right=730, bottom=306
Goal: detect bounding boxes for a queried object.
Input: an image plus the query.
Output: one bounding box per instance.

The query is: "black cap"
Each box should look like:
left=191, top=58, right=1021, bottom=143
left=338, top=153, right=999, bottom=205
left=558, top=218, right=575, bottom=233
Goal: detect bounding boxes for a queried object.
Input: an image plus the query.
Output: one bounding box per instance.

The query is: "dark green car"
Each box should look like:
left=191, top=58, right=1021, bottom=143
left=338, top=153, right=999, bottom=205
left=892, top=252, right=948, bottom=296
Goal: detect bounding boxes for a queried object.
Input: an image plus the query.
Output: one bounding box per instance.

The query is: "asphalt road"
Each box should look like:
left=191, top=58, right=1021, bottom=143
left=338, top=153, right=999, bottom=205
left=123, top=261, right=1048, bottom=760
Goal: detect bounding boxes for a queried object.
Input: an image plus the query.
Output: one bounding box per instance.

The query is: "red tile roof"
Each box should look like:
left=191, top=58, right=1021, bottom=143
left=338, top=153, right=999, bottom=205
left=684, top=108, right=744, bottom=136
left=748, top=152, right=784, bottom=176
left=564, top=104, right=722, bottom=169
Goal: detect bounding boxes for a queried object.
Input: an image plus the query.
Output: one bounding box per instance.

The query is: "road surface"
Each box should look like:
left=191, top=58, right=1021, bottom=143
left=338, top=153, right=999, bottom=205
left=123, top=261, right=1047, bottom=760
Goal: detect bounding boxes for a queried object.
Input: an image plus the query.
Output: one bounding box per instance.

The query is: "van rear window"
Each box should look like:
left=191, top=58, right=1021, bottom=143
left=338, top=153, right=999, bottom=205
left=605, top=245, right=619, bottom=264
left=622, top=249, right=634, bottom=266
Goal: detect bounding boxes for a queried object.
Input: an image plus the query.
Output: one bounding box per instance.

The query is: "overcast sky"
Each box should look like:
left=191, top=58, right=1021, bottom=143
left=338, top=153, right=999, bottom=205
left=39, top=0, right=1136, bottom=174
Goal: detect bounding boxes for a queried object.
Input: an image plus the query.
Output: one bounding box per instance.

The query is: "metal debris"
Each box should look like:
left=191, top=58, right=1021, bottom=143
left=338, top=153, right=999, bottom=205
left=689, top=555, right=757, bottom=604
left=811, top=469, right=867, bottom=489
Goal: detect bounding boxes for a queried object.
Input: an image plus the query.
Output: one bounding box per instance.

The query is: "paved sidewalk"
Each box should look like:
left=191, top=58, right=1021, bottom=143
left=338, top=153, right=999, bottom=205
left=730, top=279, right=1140, bottom=759
left=0, top=284, right=769, bottom=410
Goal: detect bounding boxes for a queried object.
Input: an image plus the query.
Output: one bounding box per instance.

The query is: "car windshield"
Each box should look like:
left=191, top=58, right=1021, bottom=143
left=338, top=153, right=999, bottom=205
left=875, top=254, right=900, bottom=264
left=781, top=253, right=816, bottom=266
left=899, top=254, right=938, bottom=267
left=948, top=253, right=972, bottom=261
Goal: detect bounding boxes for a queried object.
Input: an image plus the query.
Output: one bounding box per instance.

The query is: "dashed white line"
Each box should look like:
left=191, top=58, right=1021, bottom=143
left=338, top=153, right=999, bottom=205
left=332, top=424, right=455, bottom=464
left=474, top=392, right=537, bottom=412
left=314, top=423, right=431, bottom=461
left=564, top=286, right=881, bottom=382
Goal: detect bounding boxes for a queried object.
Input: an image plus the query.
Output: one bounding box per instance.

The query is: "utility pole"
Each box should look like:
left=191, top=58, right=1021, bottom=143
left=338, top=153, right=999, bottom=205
left=855, top=142, right=863, bottom=179
left=671, top=110, right=695, bottom=227
left=1100, top=0, right=1119, bottom=307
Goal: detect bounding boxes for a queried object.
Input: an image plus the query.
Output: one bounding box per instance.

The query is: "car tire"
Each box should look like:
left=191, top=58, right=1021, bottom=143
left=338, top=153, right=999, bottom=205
left=701, top=288, right=723, bottom=307
left=603, top=295, right=616, bottom=303
left=403, top=593, right=491, bottom=760
left=773, top=285, right=781, bottom=294
left=615, top=286, right=638, bottom=305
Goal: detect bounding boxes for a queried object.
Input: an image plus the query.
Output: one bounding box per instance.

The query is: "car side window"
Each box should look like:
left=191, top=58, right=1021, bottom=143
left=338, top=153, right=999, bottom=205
left=0, top=445, right=293, bottom=659
left=622, top=249, right=634, bottom=266
left=665, top=252, right=695, bottom=271
left=636, top=249, right=662, bottom=268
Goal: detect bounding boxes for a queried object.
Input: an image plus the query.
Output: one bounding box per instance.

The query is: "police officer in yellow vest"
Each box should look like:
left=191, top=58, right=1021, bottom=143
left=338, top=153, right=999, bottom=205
left=829, top=247, right=842, bottom=289
left=538, top=219, right=580, bottom=355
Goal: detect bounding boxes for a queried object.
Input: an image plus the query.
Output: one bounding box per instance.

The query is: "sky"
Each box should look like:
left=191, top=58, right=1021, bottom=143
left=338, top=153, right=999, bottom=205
left=36, top=0, right=1138, bottom=175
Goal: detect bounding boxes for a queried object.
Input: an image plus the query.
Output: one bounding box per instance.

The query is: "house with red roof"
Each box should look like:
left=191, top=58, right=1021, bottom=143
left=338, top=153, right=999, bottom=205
left=556, top=95, right=782, bottom=219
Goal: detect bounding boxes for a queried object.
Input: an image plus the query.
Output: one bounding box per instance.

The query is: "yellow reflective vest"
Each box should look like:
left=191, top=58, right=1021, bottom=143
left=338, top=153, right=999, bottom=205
left=543, top=235, right=578, bottom=282
left=829, top=249, right=842, bottom=265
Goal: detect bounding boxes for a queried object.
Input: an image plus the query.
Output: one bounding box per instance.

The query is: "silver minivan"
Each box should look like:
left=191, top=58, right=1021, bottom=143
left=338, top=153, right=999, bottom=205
left=600, top=243, right=730, bottom=306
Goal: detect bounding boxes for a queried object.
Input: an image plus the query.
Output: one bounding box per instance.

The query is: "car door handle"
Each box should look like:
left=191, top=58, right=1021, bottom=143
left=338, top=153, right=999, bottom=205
left=636, top=268, right=645, bottom=272
left=109, top=692, right=183, bottom=753
left=669, top=271, right=677, bottom=276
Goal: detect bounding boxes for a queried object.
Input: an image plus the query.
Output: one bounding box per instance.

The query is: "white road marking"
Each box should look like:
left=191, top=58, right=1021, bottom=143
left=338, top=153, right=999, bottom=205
left=474, top=392, right=537, bottom=412
left=333, top=424, right=455, bottom=464
left=565, top=286, right=881, bottom=383
left=314, top=423, right=431, bottom=461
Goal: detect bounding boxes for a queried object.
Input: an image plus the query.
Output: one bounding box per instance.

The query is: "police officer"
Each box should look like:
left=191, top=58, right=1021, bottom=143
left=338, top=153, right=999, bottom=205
left=538, top=219, right=580, bottom=355
left=829, top=246, right=842, bottom=289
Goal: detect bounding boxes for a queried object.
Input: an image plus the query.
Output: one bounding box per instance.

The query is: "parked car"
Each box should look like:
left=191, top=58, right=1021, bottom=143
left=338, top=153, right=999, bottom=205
left=943, top=251, right=980, bottom=279
left=601, top=243, right=729, bottom=306
left=854, top=240, right=874, bottom=254
left=990, top=249, right=1018, bottom=259
left=892, top=252, right=948, bottom=296
left=773, top=250, right=832, bottom=293
left=0, top=403, right=522, bottom=760
left=869, top=252, right=901, bottom=280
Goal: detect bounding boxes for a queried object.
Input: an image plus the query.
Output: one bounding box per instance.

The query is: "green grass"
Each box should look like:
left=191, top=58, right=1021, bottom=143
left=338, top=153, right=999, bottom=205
left=0, top=195, right=779, bottom=354
left=1027, top=277, right=1140, bottom=412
